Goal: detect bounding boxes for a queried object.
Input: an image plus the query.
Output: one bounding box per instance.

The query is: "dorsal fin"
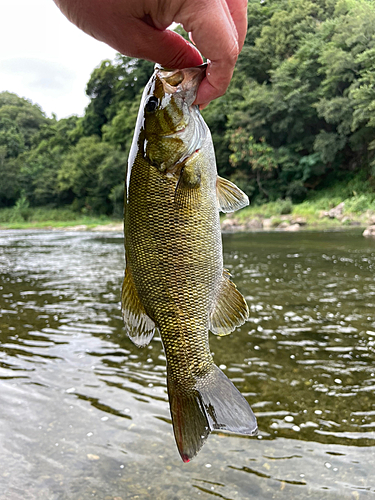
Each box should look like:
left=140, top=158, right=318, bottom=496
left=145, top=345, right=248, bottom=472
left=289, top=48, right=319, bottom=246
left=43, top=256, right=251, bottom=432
left=209, top=270, right=249, bottom=335
left=121, top=267, right=157, bottom=347
left=216, top=176, right=249, bottom=213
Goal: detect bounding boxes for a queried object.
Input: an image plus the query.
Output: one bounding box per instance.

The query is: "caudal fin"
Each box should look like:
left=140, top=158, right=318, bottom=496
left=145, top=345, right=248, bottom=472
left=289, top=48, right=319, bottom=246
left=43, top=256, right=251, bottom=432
left=167, top=365, right=258, bottom=462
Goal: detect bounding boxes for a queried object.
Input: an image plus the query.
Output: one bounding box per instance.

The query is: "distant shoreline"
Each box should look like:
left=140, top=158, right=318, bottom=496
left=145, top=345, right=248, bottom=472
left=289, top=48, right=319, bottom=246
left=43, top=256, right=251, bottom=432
left=0, top=222, right=123, bottom=232
left=0, top=216, right=373, bottom=235
left=1, top=199, right=375, bottom=236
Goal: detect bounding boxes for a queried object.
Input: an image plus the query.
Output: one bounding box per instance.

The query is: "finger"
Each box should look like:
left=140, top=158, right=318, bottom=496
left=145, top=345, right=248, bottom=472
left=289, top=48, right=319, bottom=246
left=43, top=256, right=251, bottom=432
left=225, top=0, right=248, bottom=51
left=199, top=102, right=210, bottom=110
left=110, top=19, right=204, bottom=68
left=54, top=0, right=203, bottom=69
left=195, top=58, right=235, bottom=105
left=179, top=0, right=240, bottom=104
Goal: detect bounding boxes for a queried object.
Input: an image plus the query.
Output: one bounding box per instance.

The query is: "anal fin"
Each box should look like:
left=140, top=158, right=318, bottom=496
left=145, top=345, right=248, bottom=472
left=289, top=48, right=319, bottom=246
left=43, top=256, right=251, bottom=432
left=121, top=267, right=157, bottom=347
left=210, top=270, right=249, bottom=335
left=216, top=176, right=249, bottom=213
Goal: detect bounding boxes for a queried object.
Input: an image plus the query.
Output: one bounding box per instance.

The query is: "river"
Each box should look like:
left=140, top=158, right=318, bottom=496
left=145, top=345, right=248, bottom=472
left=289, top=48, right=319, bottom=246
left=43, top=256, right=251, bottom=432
left=0, top=229, right=374, bottom=499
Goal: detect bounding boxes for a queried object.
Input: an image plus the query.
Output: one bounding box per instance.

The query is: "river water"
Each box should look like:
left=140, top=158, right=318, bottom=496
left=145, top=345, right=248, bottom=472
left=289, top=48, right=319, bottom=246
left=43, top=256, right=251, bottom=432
left=0, top=229, right=374, bottom=500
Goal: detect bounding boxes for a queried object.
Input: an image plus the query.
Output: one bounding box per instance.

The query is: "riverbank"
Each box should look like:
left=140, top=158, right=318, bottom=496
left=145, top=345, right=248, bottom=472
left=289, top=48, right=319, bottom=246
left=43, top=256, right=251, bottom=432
left=0, top=220, right=122, bottom=231
left=0, top=207, right=117, bottom=231
left=221, top=196, right=375, bottom=233
left=1, top=196, right=375, bottom=233
left=222, top=202, right=375, bottom=232
left=0, top=220, right=124, bottom=231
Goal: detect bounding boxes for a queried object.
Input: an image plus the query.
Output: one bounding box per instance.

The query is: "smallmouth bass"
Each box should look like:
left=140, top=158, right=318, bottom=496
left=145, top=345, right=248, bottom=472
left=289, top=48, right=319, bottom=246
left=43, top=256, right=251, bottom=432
left=122, top=64, right=257, bottom=462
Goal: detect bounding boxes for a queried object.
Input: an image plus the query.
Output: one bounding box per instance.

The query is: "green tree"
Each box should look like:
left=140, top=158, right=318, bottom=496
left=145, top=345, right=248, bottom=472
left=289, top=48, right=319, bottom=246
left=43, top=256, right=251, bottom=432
left=0, top=92, right=51, bottom=206
left=224, top=0, right=375, bottom=202
left=19, top=117, right=81, bottom=206
left=57, top=136, right=126, bottom=214
left=81, top=56, right=153, bottom=138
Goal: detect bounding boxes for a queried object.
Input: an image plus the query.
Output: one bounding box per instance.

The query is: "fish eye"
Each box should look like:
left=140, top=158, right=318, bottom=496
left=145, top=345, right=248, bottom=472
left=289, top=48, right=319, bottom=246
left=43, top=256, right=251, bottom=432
left=145, top=96, right=159, bottom=113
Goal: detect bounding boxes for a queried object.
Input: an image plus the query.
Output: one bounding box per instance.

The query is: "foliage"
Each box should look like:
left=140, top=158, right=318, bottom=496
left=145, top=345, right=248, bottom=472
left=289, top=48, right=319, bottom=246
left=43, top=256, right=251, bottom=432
left=2, top=0, right=375, bottom=214
left=0, top=205, right=112, bottom=229
left=58, top=136, right=127, bottom=214
left=223, top=0, right=375, bottom=202
left=81, top=56, right=154, bottom=138
left=0, top=92, right=51, bottom=207
left=10, top=194, right=30, bottom=222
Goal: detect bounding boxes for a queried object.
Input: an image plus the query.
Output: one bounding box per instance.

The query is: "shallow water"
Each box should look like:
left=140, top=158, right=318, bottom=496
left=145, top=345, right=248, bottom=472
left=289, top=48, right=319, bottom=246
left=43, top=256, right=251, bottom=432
left=0, top=229, right=375, bottom=500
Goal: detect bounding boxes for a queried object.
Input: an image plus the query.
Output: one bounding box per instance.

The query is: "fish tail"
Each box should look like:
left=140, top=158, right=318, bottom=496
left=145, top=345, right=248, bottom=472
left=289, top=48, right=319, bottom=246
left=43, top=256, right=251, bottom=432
left=167, top=364, right=258, bottom=462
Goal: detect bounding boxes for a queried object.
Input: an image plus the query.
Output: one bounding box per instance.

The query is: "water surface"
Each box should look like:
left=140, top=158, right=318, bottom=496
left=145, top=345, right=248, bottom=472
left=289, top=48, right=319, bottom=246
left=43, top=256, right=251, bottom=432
left=1, top=229, right=375, bottom=499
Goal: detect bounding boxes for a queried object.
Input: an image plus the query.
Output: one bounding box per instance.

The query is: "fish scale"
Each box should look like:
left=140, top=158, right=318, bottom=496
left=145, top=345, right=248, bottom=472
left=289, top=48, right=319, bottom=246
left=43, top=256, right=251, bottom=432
left=127, top=150, right=217, bottom=370
left=122, top=64, right=257, bottom=462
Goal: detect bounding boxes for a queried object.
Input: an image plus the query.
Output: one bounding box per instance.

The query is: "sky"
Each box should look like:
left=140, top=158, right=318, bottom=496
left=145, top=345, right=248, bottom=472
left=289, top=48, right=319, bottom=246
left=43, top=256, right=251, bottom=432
left=0, top=0, right=118, bottom=119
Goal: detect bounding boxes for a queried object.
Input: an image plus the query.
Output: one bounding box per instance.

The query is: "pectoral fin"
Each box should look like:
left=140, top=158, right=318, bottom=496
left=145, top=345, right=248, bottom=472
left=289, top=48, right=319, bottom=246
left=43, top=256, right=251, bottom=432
left=216, top=176, right=249, bottom=213
left=209, top=270, right=249, bottom=335
left=174, top=161, right=201, bottom=209
left=121, top=267, right=157, bottom=347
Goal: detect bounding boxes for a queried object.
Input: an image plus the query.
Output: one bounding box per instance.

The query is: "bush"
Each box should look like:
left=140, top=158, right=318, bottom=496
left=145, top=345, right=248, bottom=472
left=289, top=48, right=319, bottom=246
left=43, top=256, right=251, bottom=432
left=279, top=198, right=293, bottom=215
left=11, top=195, right=30, bottom=221
left=286, top=181, right=308, bottom=203
left=345, top=194, right=375, bottom=214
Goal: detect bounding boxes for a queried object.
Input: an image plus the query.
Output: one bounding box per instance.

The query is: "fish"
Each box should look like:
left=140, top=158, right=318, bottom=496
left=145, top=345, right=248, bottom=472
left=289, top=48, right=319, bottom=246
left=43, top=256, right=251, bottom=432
left=121, top=63, right=258, bottom=462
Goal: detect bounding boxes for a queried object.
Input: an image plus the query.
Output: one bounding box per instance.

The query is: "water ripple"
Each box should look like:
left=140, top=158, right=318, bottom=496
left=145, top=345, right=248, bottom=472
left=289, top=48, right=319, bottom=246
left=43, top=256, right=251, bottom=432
left=1, top=229, right=375, bottom=498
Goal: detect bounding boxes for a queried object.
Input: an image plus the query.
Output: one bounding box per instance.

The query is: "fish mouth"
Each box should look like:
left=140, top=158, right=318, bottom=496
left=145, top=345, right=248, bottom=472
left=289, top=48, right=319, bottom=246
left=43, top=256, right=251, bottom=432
left=156, top=64, right=207, bottom=104
left=155, top=64, right=208, bottom=162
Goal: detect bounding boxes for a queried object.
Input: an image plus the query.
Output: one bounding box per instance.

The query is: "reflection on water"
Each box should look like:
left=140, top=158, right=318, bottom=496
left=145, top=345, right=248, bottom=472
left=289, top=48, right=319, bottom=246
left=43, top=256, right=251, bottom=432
left=0, top=229, right=375, bottom=499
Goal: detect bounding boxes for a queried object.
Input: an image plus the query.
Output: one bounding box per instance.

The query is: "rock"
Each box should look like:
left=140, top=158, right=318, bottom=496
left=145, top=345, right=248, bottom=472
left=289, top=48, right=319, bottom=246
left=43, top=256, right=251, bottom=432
left=220, top=218, right=235, bottom=230
left=263, top=218, right=273, bottom=229
left=341, top=217, right=361, bottom=226
left=284, top=223, right=301, bottom=231
left=221, top=218, right=245, bottom=231
left=291, top=216, right=307, bottom=226
left=54, top=225, right=88, bottom=231
left=277, top=221, right=290, bottom=229
left=341, top=216, right=352, bottom=224
left=92, top=223, right=123, bottom=231
left=324, top=202, right=345, bottom=219
left=245, top=218, right=263, bottom=230
left=363, top=225, right=375, bottom=237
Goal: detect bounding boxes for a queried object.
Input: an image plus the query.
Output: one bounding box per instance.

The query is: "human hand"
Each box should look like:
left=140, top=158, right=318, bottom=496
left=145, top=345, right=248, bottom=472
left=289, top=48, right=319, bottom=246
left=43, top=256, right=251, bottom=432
left=53, top=0, right=248, bottom=107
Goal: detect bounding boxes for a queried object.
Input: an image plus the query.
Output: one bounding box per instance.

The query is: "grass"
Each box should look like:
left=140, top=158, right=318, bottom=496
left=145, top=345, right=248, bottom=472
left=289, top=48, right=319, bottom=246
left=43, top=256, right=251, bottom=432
left=1, top=176, right=375, bottom=231
left=0, top=206, right=120, bottom=230
left=234, top=180, right=375, bottom=229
